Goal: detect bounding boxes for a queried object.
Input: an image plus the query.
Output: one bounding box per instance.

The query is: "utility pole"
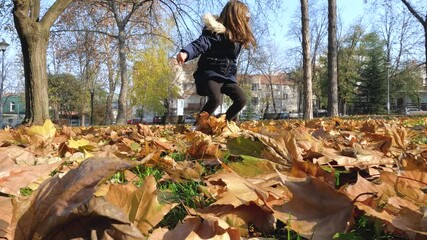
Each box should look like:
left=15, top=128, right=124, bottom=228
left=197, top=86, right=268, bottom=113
left=0, top=38, right=10, bottom=127
left=387, top=64, right=390, bottom=114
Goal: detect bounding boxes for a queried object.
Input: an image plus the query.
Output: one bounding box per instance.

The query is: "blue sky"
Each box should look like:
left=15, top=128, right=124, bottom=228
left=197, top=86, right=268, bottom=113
left=270, top=0, right=368, bottom=50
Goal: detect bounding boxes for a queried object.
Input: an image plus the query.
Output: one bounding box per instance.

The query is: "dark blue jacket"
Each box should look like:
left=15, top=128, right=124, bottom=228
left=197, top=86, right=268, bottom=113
left=181, top=27, right=242, bottom=95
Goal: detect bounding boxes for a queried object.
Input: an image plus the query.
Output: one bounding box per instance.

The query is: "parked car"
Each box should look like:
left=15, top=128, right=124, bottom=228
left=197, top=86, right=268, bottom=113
left=289, top=112, right=303, bottom=119
left=152, top=116, right=165, bottom=124
left=262, top=112, right=289, bottom=120
left=240, top=113, right=261, bottom=121
left=405, top=106, right=427, bottom=116
left=185, top=114, right=197, bottom=123
left=314, top=108, right=328, bottom=117
left=127, top=118, right=147, bottom=125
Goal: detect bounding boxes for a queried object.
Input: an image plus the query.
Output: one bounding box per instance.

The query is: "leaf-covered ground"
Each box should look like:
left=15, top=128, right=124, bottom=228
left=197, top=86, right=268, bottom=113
left=0, top=113, right=426, bottom=240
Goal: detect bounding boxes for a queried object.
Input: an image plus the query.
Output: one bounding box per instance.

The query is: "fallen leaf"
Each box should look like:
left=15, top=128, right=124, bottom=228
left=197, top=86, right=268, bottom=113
left=106, top=176, right=177, bottom=235
left=11, top=157, right=135, bottom=240
left=0, top=197, right=13, bottom=239
left=273, top=174, right=354, bottom=240
left=26, top=119, right=56, bottom=141
left=152, top=215, right=241, bottom=240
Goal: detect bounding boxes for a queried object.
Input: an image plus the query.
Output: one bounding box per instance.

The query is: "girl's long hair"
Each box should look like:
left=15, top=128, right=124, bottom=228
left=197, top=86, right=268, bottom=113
left=218, top=0, right=256, bottom=48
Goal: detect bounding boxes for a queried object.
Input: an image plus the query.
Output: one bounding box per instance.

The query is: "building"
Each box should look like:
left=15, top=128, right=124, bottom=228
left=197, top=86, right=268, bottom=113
left=397, top=63, right=427, bottom=113
left=1, top=94, right=25, bottom=127
left=240, top=74, right=299, bottom=116
left=171, top=58, right=299, bottom=118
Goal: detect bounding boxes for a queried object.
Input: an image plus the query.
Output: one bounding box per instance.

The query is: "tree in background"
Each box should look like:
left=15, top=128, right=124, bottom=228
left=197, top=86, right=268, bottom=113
left=48, top=73, right=85, bottom=123
left=12, top=0, right=74, bottom=125
left=252, top=42, right=284, bottom=114
left=287, top=0, right=328, bottom=112
left=131, top=40, right=178, bottom=119
left=327, top=0, right=339, bottom=116
left=336, top=24, right=365, bottom=115
left=399, top=0, right=427, bottom=80
left=300, top=0, right=313, bottom=119
left=393, top=61, right=424, bottom=106
left=356, top=33, right=388, bottom=114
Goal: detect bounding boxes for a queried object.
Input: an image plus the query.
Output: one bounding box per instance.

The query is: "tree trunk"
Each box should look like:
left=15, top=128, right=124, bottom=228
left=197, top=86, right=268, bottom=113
left=115, top=34, right=128, bottom=125
left=102, top=38, right=117, bottom=125
left=327, top=0, right=339, bottom=117
left=300, top=0, right=313, bottom=119
left=269, top=78, right=277, bottom=113
left=12, top=0, right=73, bottom=125
left=15, top=26, right=50, bottom=125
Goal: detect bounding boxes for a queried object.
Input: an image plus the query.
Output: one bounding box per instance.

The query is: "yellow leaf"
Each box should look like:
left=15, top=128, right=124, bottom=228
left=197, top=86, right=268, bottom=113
left=26, top=119, right=56, bottom=140
left=84, top=149, right=94, bottom=159
left=68, top=138, right=90, bottom=149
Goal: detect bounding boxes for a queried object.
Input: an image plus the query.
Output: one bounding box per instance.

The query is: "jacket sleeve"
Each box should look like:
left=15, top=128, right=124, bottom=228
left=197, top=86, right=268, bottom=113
left=181, top=28, right=214, bottom=61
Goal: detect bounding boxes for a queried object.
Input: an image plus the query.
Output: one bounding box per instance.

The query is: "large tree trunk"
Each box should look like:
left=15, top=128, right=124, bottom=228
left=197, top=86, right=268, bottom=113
left=300, top=0, right=313, bottom=119
left=327, top=0, right=339, bottom=117
left=12, top=0, right=73, bottom=125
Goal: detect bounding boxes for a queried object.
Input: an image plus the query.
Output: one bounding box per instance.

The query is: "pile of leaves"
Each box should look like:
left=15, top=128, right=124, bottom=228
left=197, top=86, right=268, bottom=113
left=0, top=112, right=426, bottom=240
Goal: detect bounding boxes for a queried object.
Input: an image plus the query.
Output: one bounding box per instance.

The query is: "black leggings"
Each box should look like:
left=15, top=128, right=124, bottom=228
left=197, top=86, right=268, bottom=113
left=201, top=79, right=247, bottom=121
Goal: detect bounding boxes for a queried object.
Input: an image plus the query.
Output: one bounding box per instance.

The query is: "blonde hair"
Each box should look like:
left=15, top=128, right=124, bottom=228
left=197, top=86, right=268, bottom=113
left=218, top=0, right=256, bottom=48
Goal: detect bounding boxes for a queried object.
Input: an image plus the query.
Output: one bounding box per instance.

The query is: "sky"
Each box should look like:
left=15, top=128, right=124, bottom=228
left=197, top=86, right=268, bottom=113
left=270, top=0, right=368, bottom=51
left=0, top=0, right=370, bottom=86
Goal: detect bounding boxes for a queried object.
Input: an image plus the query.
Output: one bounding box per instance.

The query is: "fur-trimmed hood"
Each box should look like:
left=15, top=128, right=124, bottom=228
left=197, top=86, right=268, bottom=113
left=203, top=13, right=226, bottom=34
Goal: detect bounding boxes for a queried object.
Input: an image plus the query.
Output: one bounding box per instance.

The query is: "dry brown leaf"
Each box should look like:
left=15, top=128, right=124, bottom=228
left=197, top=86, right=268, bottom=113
left=151, top=215, right=241, bottom=240
left=11, top=157, right=135, bottom=240
left=355, top=201, right=427, bottom=239
left=165, top=160, right=205, bottom=181
left=0, top=152, right=63, bottom=195
left=41, top=197, right=144, bottom=240
left=60, top=125, right=76, bottom=138
left=273, top=174, right=354, bottom=240
left=290, top=160, right=336, bottom=187
left=0, top=197, right=13, bottom=239
left=385, top=123, right=408, bottom=150
left=0, top=145, right=36, bottom=166
left=137, top=123, right=154, bottom=137
left=0, top=130, right=15, bottom=145
left=187, top=133, right=220, bottom=159
left=106, top=176, right=177, bottom=235
left=195, top=112, right=228, bottom=135
left=205, top=171, right=280, bottom=208
left=198, top=203, right=275, bottom=237
left=343, top=170, right=427, bottom=237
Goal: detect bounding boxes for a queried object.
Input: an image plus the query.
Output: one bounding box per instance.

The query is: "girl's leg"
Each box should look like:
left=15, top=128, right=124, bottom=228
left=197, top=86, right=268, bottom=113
left=201, top=79, right=223, bottom=115
left=221, top=82, right=247, bottom=121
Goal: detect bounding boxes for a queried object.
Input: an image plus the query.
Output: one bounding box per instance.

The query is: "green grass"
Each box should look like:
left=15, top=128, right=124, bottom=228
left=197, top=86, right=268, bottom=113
left=132, top=165, right=164, bottom=187
left=20, top=187, right=33, bottom=196
left=157, top=180, right=214, bottom=229
left=333, top=215, right=408, bottom=240
left=110, top=171, right=126, bottom=184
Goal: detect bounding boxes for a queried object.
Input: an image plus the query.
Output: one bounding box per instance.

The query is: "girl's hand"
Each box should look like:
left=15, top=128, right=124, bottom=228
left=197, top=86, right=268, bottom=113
left=176, top=51, right=188, bottom=65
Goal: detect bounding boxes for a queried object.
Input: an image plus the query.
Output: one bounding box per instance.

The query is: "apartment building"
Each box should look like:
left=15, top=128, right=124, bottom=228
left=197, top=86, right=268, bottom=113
left=171, top=58, right=299, bottom=118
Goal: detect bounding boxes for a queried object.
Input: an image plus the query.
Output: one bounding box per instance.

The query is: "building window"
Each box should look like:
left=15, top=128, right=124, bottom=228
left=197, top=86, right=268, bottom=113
left=10, top=102, right=15, bottom=112
left=252, top=83, right=259, bottom=91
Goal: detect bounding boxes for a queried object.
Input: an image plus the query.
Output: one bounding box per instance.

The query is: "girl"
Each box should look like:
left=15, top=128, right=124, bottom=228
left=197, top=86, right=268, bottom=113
left=176, top=0, right=256, bottom=122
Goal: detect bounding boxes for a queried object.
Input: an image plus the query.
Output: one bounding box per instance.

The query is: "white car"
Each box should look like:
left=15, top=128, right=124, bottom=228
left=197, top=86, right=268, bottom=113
left=405, top=107, right=427, bottom=116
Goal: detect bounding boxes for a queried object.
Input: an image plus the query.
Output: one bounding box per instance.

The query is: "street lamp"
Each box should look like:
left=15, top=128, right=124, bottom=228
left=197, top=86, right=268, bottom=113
left=0, top=38, right=9, bottom=128
left=387, top=63, right=390, bottom=114
left=0, top=38, right=9, bottom=86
